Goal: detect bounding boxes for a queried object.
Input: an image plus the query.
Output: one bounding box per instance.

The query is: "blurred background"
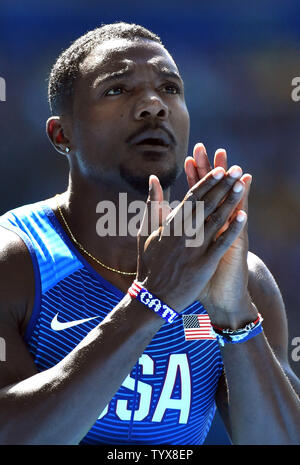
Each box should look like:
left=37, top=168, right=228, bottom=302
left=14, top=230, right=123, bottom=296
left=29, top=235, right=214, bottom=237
left=0, top=0, right=300, bottom=445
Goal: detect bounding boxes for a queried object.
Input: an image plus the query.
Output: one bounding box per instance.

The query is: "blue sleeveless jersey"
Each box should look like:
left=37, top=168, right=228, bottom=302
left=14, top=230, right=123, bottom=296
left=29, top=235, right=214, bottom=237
left=0, top=200, right=223, bottom=445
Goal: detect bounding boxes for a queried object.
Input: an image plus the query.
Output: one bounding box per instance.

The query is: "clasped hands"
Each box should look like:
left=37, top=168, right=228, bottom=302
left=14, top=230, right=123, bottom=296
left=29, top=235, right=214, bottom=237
left=137, top=143, right=258, bottom=329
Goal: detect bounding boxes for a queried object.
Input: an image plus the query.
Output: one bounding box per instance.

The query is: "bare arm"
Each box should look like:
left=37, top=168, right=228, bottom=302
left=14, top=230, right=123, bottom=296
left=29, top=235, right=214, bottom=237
left=185, top=144, right=300, bottom=444
left=0, top=169, right=246, bottom=444
left=1, top=296, right=164, bottom=444
left=216, top=252, right=300, bottom=445
left=0, top=229, right=165, bottom=444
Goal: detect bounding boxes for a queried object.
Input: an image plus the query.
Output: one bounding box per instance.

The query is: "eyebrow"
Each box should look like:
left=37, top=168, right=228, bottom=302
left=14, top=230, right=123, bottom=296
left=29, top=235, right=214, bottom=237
left=92, top=67, right=184, bottom=88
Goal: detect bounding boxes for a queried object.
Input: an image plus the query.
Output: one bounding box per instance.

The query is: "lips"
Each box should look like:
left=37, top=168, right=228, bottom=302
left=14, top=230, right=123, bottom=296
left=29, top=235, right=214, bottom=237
left=129, top=129, right=171, bottom=148
left=136, top=138, right=168, bottom=147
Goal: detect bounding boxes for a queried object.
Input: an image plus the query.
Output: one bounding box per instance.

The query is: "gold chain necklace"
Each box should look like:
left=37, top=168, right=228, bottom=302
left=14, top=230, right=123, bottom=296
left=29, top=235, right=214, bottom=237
left=55, top=194, right=136, bottom=276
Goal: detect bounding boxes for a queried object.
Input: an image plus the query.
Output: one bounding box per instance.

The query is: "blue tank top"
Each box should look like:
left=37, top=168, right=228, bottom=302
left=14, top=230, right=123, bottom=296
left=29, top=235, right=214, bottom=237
left=0, top=200, right=223, bottom=445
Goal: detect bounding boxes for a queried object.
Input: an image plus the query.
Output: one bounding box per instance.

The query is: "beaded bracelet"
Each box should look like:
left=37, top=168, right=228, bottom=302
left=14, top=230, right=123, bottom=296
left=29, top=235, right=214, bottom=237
left=128, top=280, right=179, bottom=323
left=211, top=313, right=264, bottom=347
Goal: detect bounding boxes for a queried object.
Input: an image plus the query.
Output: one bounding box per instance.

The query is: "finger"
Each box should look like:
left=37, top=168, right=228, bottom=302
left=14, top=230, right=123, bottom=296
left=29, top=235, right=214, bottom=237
left=149, top=174, right=163, bottom=203
left=224, top=173, right=252, bottom=226
left=184, top=156, right=199, bottom=189
left=191, top=165, right=243, bottom=220
left=138, top=176, right=159, bottom=240
left=206, top=210, right=247, bottom=262
left=185, top=166, right=226, bottom=206
left=139, top=175, right=172, bottom=240
left=151, top=175, right=172, bottom=227
left=193, top=143, right=212, bottom=180
left=236, top=174, right=252, bottom=214
left=204, top=179, right=245, bottom=243
left=214, top=148, right=228, bottom=171
left=227, top=174, right=252, bottom=242
left=212, top=174, right=251, bottom=240
left=137, top=176, right=166, bottom=280
left=165, top=165, right=226, bottom=239
left=169, top=164, right=241, bottom=239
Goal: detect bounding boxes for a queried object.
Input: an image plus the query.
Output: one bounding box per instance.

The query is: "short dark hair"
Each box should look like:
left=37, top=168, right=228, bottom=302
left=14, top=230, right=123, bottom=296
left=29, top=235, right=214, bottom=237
left=48, top=22, right=163, bottom=115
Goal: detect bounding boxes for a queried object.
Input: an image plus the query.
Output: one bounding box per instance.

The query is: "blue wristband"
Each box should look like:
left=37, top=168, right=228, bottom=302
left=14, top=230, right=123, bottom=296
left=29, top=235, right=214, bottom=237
left=128, top=280, right=179, bottom=323
left=211, top=313, right=264, bottom=347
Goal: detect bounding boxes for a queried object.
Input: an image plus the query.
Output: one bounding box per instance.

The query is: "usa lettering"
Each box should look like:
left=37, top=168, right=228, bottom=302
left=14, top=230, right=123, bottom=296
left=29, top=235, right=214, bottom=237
left=98, top=353, right=191, bottom=423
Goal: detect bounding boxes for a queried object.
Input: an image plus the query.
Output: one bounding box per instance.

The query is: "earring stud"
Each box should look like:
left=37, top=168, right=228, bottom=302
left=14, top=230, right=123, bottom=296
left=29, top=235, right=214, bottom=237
left=65, top=147, right=70, bottom=153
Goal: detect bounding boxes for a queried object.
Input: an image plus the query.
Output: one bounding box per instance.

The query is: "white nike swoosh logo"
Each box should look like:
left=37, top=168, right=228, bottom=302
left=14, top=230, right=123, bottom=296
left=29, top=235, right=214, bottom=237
left=50, top=313, right=101, bottom=331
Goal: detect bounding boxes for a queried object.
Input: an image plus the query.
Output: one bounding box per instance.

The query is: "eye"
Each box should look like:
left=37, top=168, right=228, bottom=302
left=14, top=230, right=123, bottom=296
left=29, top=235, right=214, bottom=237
left=163, top=83, right=181, bottom=95
left=105, top=87, right=125, bottom=96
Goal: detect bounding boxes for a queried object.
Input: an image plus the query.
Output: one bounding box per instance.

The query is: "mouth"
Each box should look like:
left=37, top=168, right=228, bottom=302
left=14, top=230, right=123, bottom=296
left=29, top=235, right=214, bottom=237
left=128, top=129, right=173, bottom=152
left=135, top=137, right=169, bottom=151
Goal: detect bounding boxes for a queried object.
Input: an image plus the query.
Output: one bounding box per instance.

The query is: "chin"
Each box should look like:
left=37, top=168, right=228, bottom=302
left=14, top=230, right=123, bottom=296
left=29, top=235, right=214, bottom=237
left=119, top=164, right=180, bottom=196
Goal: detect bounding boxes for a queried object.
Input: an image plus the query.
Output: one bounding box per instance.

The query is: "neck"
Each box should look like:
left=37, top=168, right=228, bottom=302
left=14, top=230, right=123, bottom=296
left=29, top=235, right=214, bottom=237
left=57, top=173, right=171, bottom=276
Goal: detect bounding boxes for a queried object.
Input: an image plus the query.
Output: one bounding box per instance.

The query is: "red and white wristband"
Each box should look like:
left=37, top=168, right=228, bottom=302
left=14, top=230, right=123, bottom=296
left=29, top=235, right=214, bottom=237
left=128, top=280, right=179, bottom=324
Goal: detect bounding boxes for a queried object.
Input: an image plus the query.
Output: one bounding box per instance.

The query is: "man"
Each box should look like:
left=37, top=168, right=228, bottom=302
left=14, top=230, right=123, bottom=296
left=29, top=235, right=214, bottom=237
left=0, top=22, right=299, bottom=445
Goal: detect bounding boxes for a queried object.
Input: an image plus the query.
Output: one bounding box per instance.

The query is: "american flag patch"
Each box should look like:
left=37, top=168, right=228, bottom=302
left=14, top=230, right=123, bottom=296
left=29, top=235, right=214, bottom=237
left=182, top=314, right=216, bottom=340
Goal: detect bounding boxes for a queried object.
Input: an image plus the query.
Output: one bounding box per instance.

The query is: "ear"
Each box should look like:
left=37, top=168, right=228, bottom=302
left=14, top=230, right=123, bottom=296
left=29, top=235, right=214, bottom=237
left=46, top=116, right=71, bottom=155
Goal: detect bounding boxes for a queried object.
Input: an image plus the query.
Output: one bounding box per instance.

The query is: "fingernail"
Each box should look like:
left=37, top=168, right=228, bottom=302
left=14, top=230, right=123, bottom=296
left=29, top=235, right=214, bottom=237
left=196, top=142, right=206, bottom=151
left=212, top=167, right=225, bottom=180
left=236, top=211, right=247, bottom=222
left=215, top=148, right=226, bottom=155
left=228, top=165, right=242, bottom=178
left=233, top=181, right=243, bottom=193
left=149, top=176, right=153, bottom=192
left=194, top=143, right=207, bottom=158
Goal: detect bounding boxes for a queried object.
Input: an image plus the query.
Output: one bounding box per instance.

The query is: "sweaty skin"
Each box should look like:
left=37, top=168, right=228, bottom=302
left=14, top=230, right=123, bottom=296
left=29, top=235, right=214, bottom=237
left=0, top=37, right=299, bottom=445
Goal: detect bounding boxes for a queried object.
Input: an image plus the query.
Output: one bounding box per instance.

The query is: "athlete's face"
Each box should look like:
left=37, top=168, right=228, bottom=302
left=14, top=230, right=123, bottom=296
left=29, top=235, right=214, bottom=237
left=70, top=38, right=190, bottom=195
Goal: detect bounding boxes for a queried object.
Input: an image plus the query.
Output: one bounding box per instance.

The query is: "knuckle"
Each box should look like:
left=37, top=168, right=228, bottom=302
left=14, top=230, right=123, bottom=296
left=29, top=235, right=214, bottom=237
left=209, top=212, right=224, bottom=227
left=203, top=175, right=215, bottom=185
left=217, top=234, right=232, bottom=249
left=225, top=173, right=239, bottom=186
left=191, top=176, right=214, bottom=197
left=204, top=198, right=216, bottom=215
left=227, top=192, right=239, bottom=205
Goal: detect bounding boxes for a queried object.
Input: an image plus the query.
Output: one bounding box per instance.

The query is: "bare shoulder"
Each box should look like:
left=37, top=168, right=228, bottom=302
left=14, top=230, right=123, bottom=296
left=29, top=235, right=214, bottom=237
left=0, top=226, right=38, bottom=388
left=0, top=225, right=35, bottom=332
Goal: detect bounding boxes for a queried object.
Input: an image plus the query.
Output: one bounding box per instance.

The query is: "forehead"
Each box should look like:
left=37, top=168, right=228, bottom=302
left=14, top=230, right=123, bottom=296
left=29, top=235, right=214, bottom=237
left=79, top=38, right=179, bottom=80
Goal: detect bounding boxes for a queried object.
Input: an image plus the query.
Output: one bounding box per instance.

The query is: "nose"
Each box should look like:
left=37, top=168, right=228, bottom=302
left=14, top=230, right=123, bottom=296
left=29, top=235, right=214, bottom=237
left=134, top=94, right=169, bottom=121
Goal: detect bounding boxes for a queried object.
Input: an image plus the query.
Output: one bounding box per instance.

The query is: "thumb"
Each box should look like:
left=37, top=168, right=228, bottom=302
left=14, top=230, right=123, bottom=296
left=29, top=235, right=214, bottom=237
left=239, top=174, right=252, bottom=214
left=148, top=174, right=163, bottom=202
left=138, top=175, right=172, bottom=245
left=136, top=175, right=170, bottom=281
left=146, top=175, right=171, bottom=232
